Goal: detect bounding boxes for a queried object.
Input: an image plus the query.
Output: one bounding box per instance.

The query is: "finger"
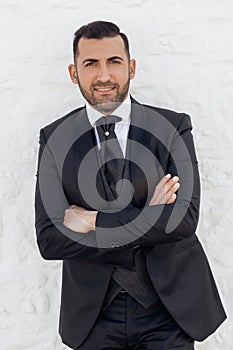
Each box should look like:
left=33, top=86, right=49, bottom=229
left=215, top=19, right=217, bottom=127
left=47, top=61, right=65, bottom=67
left=166, top=176, right=179, bottom=190
left=152, top=179, right=180, bottom=205
left=63, top=210, right=70, bottom=223
left=64, top=208, right=70, bottom=216
left=155, top=175, right=179, bottom=197
left=71, top=205, right=85, bottom=211
left=70, top=205, right=83, bottom=210
left=64, top=208, right=79, bottom=218
left=166, top=193, right=177, bottom=204
left=160, top=176, right=179, bottom=199
left=150, top=174, right=180, bottom=205
left=170, top=181, right=180, bottom=193
left=155, top=177, right=179, bottom=204
left=166, top=182, right=180, bottom=199
left=150, top=174, right=172, bottom=203
left=155, top=174, right=172, bottom=191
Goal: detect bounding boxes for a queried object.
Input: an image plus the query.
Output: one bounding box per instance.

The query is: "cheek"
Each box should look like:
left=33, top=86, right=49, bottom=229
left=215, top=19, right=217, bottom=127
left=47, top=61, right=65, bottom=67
left=110, top=70, right=129, bottom=84
left=78, top=71, right=95, bottom=87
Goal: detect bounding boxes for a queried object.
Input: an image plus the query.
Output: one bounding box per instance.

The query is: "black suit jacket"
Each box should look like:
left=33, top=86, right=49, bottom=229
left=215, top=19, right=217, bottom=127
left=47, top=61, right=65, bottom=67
left=35, top=97, right=226, bottom=349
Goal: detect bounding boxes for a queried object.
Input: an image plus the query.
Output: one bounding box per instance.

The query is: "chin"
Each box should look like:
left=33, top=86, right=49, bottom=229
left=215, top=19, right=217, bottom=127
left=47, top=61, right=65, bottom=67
left=94, top=100, right=122, bottom=114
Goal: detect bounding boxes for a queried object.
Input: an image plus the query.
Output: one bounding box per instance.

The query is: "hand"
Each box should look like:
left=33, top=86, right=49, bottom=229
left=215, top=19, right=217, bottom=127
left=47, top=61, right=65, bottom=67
left=149, top=174, right=180, bottom=206
left=63, top=205, right=97, bottom=233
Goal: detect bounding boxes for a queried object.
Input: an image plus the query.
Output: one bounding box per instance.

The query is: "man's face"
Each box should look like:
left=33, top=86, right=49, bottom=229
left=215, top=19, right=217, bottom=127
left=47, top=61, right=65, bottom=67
left=68, top=36, right=136, bottom=114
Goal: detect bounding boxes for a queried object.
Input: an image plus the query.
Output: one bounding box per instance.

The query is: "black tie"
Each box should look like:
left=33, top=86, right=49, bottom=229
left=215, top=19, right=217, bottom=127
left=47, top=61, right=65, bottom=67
left=95, top=115, right=159, bottom=307
left=95, top=115, right=125, bottom=200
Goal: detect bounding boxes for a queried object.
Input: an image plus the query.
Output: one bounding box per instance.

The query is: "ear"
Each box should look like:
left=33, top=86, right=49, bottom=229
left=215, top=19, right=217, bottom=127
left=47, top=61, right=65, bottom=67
left=129, top=59, right=136, bottom=80
left=68, top=64, right=79, bottom=84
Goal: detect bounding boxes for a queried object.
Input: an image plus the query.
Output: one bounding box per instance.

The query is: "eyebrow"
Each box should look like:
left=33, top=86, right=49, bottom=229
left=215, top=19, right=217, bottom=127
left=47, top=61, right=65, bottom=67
left=81, top=56, right=124, bottom=65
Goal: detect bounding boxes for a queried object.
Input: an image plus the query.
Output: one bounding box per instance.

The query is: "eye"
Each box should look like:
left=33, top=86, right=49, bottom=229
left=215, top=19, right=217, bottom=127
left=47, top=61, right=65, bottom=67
left=85, top=61, right=95, bottom=67
left=110, top=60, right=121, bottom=64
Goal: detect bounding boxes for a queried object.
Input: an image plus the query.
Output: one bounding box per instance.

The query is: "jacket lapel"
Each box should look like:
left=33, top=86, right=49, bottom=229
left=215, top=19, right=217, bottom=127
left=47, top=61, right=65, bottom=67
left=72, top=107, right=112, bottom=210
left=127, top=98, right=162, bottom=208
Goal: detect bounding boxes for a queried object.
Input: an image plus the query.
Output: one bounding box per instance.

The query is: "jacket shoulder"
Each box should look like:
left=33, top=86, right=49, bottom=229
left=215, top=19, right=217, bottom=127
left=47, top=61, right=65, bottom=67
left=40, top=106, right=85, bottom=139
left=141, top=102, right=192, bottom=129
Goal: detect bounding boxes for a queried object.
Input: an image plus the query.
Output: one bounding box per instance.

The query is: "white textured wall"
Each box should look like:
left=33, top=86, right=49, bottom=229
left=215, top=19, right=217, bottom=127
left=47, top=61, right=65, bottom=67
left=0, top=1, right=232, bottom=349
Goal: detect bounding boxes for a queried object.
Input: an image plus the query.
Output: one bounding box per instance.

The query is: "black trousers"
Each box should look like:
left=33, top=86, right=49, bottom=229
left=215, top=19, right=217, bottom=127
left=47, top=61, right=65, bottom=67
left=76, top=292, right=194, bottom=350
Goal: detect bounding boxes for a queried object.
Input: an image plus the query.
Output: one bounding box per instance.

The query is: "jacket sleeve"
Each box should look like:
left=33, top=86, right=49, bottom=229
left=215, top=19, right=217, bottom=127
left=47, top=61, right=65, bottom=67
left=95, top=113, right=200, bottom=249
left=34, top=128, right=135, bottom=266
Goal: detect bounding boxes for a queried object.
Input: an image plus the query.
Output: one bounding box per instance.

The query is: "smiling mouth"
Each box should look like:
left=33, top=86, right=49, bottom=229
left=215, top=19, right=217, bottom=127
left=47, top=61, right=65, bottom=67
left=94, top=87, right=115, bottom=92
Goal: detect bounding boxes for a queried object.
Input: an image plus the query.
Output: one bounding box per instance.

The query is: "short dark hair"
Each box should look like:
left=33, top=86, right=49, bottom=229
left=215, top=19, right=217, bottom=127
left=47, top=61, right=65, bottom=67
left=73, top=20, right=130, bottom=62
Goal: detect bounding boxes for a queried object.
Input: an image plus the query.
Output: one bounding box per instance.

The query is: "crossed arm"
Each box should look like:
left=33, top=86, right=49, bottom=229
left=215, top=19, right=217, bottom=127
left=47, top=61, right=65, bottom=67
left=35, top=113, right=200, bottom=260
left=63, top=174, right=180, bottom=233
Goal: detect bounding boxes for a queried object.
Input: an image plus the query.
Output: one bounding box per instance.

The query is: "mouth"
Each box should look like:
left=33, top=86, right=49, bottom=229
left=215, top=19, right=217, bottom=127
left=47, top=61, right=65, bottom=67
left=93, top=86, right=116, bottom=94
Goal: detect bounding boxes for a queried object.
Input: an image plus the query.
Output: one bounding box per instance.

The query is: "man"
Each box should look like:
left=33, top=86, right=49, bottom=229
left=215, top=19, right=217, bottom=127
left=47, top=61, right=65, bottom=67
left=35, top=21, right=226, bottom=350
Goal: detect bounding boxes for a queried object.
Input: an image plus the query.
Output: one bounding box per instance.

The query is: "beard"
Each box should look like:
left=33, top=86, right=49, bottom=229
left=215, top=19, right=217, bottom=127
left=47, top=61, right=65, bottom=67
left=77, top=75, right=130, bottom=114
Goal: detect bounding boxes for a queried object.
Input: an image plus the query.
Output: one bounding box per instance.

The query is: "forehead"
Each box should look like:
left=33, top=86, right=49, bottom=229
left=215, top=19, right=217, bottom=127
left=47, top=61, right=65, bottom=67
left=77, top=36, right=127, bottom=61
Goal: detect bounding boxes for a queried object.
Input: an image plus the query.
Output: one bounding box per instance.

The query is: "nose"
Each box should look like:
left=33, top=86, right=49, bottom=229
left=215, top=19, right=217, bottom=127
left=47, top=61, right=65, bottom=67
left=97, top=63, right=111, bottom=83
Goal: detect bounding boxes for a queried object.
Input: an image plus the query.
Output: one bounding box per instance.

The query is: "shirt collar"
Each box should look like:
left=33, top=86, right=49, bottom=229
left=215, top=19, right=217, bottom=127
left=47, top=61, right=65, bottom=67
left=86, top=94, right=131, bottom=127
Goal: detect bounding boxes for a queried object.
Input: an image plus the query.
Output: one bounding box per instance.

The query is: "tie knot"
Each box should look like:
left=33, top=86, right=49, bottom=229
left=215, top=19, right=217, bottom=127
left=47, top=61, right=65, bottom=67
left=96, top=115, right=121, bottom=145
left=95, top=115, right=122, bottom=130
left=95, top=115, right=122, bottom=140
